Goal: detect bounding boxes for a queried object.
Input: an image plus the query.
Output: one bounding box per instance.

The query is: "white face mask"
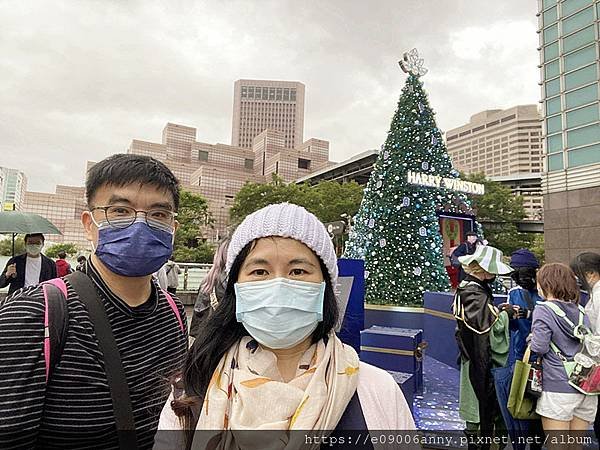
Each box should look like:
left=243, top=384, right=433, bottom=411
left=235, top=277, right=325, bottom=350
left=26, top=243, right=43, bottom=256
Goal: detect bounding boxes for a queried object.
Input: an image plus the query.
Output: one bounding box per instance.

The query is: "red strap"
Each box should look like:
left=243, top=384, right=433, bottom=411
left=42, top=278, right=68, bottom=383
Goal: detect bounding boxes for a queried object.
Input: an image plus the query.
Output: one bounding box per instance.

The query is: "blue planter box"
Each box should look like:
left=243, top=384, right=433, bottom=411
left=360, top=326, right=423, bottom=394
left=387, top=370, right=414, bottom=413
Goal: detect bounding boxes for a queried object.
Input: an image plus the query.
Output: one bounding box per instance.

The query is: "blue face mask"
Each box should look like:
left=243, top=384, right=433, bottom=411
left=235, top=277, right=325, bottom=350
left=94, top=219, right=174, bottom=277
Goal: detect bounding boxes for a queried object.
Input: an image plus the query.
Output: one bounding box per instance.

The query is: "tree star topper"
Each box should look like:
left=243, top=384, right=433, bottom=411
left=399, top=48, right=428, bottom=77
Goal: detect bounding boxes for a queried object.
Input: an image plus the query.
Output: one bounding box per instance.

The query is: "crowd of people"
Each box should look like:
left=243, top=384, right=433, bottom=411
left=453, top=238, right=600, bottom=450
left=0, top=154, right=415, bottom=450
left=1, top=153, right=599, bottom=450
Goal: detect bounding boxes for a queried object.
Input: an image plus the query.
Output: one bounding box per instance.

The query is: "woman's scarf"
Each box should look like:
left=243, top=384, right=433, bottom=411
left=192, top=334, right=360, bottom=449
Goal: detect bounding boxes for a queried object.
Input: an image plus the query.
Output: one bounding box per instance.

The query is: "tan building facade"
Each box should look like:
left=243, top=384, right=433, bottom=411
left=22, top=185, right=88, bottom=246
left=128, top=122, right=331, bottom=240
left=446, top=105, right=544, bottom=219
left=231, top=79, right=305, bottom=150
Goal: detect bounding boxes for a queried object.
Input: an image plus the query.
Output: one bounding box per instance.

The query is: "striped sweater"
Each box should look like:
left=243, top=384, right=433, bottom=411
left=0, top=260, right=188, bottom=449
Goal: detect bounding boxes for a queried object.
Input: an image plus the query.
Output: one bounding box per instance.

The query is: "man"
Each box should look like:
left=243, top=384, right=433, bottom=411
left=451, top=231, right=481, bottom=282
left=163, top=258, right=181, bottom=294
left=0, top=154, right=188, bottom=449
left=55, top=251, right=72, bottom=277
left=0, top=233, right=56, bottom=296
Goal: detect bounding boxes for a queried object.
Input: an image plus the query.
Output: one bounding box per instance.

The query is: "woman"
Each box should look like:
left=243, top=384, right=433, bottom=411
left=570, top=252, right=600, bottom=441
left=453, top=245, right=513, bottom=450
left=530, top=263, right=597, bottom=450
left=156, top=203, right=414, bottom=449
left=189, top=238, right=229, bottom=338
left=491, top=249, right=544, bottom=450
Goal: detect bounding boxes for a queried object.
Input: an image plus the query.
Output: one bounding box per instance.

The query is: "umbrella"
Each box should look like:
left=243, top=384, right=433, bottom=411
left=0, top=211, right=62, bottom=257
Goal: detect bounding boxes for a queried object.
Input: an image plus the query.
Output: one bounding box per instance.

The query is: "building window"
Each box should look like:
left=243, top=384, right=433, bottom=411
left=198, top=177, right=201, bottom=186
left=563, top=25, right=594, bottom=53
left=298, top=158, right=311, bottom=170
left=567, top=123, right=600, bottom=148
left=198, top=150, right=209, bottom=161
left=244, top=158, right=253, bottom=170
left=565, top=84, right=597, bottom=109
left=543, top=23, right=559, bottom=43
left=564, top=64, right=597, bottom=91
left=544, top=42, right=559, bottom=62
left=568, top=142, right=600, bottom=167
left=561, top=6, right=594, bottom=35
left=564, top=44, right=595, bottom=72
left=566, top=103, right=599, bottom=129
left=543, top=6, right=557, bottom=26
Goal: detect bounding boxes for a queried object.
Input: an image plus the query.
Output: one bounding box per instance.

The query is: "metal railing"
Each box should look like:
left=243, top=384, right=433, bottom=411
left=176, top=262, right=213, bottom=292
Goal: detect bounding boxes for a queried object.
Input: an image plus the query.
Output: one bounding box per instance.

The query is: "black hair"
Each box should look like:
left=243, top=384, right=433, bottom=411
left=86, top=154, right=180, bottom=210
left=58, top=251, right=67, bottom=259
left=466, top=231, right=478, bottom=238
left=173, top=240, right=339, bottom=444
left=510, top=267, right=537, bottom=291
left=77, top=255, right=87, bottom=263
left=570, top=252, right=600, bottom=293
left=24, top=233, right=44, bottom=243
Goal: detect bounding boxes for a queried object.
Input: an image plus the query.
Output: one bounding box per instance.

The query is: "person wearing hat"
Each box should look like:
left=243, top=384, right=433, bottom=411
left=507, top=249, right=543, bottom=363
left=155, top=203, right=415, bottom=449
left=451, top=231, right=482, bottom=283
left=489, top=249, right=544, bottom=450
left=453, top=245, right=513, bottom=450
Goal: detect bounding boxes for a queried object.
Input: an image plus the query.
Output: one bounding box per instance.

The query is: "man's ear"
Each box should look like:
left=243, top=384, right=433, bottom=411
left=81, top=211, right=96, bottom=242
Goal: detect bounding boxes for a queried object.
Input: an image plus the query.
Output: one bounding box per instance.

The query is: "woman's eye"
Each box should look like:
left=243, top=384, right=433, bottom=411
left=251, top=269, right=268, bottom=276
left=291, top=269, right=306, bottom=276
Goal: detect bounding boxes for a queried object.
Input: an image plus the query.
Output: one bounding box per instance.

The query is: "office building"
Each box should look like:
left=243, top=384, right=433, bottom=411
left=539, top=0, right=600, bottom=262
left=231, top=79, right=305, bottom=149
left=0, top=167, right=28, bottom=211
left=446, top=105, right=544, bottom=219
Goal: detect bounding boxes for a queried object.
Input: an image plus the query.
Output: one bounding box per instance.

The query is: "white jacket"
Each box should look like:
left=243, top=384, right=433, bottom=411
left=154, top=362, right=415, bottom=449
left=585, top=282, right=600, bottom=334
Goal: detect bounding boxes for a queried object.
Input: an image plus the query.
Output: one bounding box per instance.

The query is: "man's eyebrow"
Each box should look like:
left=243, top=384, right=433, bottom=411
left=149, top=202, right=174, bottom=211
left=107, top=195, right=132, bottom=205
left=105, top=196, right=173, bottom=211
left=289, top=258, right=317, bottom=267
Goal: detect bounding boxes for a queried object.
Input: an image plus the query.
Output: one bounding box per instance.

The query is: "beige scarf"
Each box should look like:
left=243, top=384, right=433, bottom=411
left=192, top=334, right=360, bottom=449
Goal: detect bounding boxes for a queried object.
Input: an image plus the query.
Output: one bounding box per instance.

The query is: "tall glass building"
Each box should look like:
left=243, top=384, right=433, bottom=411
left=538, top=0, right=600, bottom=262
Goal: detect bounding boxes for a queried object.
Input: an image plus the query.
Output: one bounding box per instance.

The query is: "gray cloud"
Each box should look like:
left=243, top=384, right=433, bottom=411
left=0, top=0, right=539, bottom=192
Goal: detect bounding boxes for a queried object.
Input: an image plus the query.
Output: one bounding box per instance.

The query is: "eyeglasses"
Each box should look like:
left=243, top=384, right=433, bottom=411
left=91, top=205, right=177, bottom=231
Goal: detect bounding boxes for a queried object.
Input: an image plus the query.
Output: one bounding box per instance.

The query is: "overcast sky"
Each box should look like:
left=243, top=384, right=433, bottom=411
left=0, top=0, right=540, bottom=193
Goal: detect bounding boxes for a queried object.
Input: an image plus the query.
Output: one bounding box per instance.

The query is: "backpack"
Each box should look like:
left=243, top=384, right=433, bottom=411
left=540, top=301, right=600, bottom=395
left=41, top=274, right=185, bottom=382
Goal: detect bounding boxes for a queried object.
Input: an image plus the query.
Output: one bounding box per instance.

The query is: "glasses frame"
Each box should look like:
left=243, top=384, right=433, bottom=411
left=90, top=205, right=177, bottom=230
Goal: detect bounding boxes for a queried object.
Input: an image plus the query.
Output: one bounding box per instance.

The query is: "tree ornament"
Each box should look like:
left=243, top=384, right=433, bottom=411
left=419, top=227, right=427, bottom=236
left=413, top=267, right=422, bottom=276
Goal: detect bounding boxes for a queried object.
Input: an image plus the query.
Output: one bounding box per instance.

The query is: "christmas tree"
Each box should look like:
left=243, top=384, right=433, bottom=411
left=344, top=49, right=474, bottom=306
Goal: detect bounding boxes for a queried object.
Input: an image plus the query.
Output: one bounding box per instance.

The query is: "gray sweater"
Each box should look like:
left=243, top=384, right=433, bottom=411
left=530, top=300, right=590, bottom=393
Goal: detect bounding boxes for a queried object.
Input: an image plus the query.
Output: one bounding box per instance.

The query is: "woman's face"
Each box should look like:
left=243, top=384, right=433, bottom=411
left=237, top=237, right=324, bottom=284
left=586, top=271, right=600, bottom=289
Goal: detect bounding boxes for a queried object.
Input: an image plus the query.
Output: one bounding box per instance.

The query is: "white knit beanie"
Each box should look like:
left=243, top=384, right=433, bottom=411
left=226, top=203, right=338, bottom=286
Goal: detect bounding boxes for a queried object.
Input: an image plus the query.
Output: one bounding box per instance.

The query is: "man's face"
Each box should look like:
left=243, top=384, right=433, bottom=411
left=467, top=235, right=478, bottom=244
left=81, top=183, right=178, bottom=248
left=25, top=236, right=44, bottom=256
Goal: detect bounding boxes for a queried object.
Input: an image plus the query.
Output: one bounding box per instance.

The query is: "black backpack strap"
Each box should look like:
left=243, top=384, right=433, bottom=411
left=46, top=283, right=69, bottom=378
left=66, top=271, right=139, bottom=450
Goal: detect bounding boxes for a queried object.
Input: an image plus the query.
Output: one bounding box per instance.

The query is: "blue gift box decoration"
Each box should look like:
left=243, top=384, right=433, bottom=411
left=360, top=326, right=425, bottom=394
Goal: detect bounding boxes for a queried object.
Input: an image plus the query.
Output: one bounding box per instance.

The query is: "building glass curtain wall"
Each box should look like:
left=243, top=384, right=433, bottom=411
left=540, top=0, right=600, bottom=170
left=539, top=0, right=600, bottom=262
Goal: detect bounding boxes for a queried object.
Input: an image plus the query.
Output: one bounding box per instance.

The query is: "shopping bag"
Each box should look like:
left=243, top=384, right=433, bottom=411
left=508, top=346, right=539, bottom=420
